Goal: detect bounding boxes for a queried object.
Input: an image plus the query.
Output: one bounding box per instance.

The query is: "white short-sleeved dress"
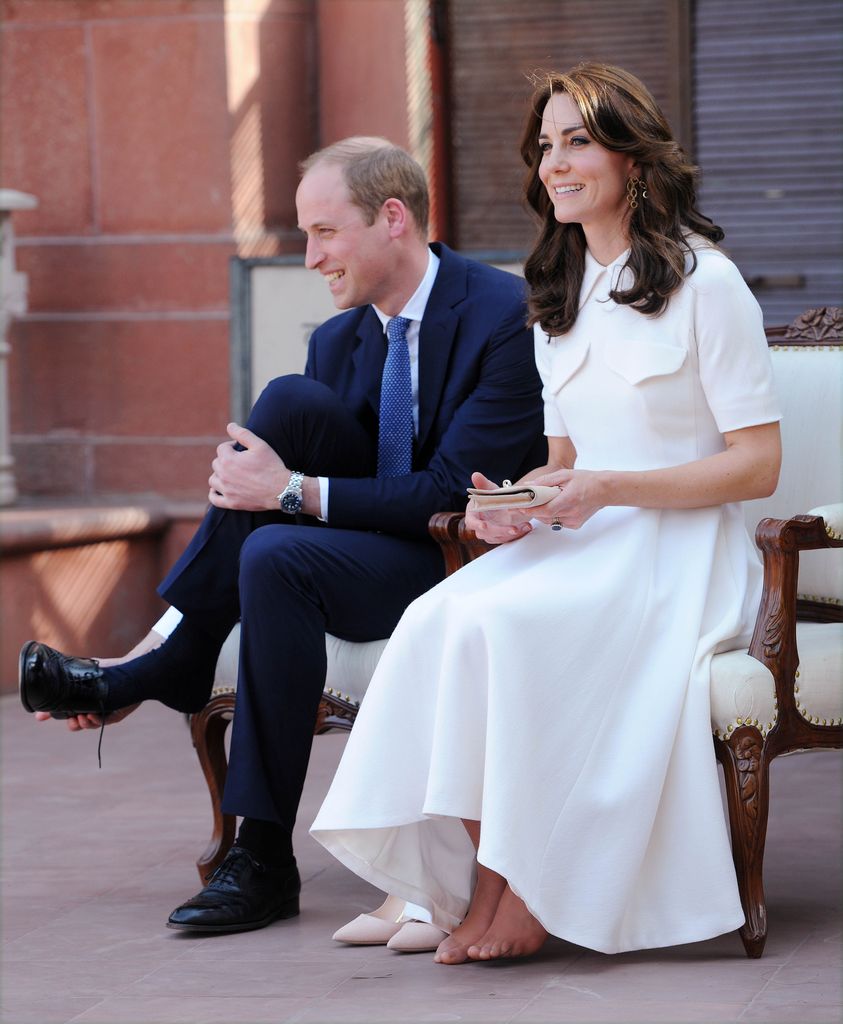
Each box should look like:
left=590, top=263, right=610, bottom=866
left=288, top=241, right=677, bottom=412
left=311, top=240, right=781, bottom=955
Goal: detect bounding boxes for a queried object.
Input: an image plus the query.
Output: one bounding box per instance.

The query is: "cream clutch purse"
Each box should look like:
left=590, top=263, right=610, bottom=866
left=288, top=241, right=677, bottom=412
left=466, top=479, right=559, bottom=511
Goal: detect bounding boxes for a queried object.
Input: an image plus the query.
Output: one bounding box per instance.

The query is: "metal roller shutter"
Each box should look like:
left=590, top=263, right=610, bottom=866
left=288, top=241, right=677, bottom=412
left=694, top=0, right=843, bottom=323
left=448, top=0, right=689, bottom=252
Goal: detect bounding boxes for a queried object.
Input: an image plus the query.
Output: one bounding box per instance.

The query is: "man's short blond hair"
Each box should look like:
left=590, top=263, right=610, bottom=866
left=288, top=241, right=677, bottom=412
left=300, top=137, right=429, bottom=236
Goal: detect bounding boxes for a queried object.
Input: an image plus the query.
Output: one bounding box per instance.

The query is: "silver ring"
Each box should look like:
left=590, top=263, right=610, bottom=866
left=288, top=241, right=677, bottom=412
left=551, top=517, right=563, bottom=531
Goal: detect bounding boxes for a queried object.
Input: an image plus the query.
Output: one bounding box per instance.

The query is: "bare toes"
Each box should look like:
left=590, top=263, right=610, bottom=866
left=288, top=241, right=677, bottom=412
left=434, top=936, right=469, bottom=965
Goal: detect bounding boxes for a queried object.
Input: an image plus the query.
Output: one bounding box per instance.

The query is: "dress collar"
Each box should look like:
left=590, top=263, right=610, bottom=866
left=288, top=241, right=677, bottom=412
left=580, top=246, right=632, bottom=308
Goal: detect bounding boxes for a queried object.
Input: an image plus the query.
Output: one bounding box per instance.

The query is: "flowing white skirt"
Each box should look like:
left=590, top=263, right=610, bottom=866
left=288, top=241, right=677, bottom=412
left=312, top=503, right=753, bottom=953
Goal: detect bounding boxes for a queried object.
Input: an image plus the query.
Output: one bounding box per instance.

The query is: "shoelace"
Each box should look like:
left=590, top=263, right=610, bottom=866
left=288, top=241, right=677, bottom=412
left=76, top=659, right=106, bottom=770
left=97, top=709, right=105, bottom=770
left=209, top=848, right=256, bottom=888
left=48, top=665, right=107, bottom=769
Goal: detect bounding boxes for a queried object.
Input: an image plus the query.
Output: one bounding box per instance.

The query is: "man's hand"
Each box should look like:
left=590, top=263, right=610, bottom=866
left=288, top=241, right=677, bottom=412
left=464, top=471, right=534, bottom=545
left=209, top=423, right=290, bottom=511
left=35, top=703, right=139, bottom=731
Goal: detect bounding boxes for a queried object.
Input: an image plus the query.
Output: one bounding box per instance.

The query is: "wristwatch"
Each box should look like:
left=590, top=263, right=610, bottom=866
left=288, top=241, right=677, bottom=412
left=277, top=471, right=305, bottom=514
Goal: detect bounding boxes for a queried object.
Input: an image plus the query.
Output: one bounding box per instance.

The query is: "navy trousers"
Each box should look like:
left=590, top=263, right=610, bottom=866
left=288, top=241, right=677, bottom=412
left=159, top=376, right=445, bottom=831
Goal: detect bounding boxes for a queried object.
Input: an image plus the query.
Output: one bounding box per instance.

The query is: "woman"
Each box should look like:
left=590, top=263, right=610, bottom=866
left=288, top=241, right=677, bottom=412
left=311, top=63, right=782, bottom=963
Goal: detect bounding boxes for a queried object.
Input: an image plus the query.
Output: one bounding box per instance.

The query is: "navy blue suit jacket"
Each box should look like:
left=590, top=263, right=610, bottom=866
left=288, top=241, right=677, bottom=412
left=304, top=243, right=546, bottom=539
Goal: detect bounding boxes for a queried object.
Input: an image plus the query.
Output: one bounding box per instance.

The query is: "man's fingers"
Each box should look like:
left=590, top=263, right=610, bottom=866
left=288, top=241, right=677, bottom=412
left=227, top=422, right=263, bottom=449
left=33, top=710, right=101, bottom=730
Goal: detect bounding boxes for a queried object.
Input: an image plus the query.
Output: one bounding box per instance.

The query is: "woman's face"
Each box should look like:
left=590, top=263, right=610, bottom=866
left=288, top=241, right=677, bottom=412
left=537, top=91, right=637, bottom=243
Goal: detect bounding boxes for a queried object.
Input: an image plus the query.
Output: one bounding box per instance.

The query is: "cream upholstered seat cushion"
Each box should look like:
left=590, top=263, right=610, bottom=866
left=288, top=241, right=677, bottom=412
left=211, top=623, right=387, bottom=710
left=710, top=621, right=843, bottom=739
left=213, top=620, right=842, bottom=738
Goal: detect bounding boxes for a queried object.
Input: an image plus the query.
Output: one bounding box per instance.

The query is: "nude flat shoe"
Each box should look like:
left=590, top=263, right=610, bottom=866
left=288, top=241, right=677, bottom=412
left=332, top=894, right=406, bottom=945
left=386, top=920, right=449, bottom=953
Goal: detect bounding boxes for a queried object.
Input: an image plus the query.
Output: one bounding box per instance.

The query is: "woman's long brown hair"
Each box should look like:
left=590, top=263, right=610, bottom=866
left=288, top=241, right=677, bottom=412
left=521, top=63, right=723, bottom=336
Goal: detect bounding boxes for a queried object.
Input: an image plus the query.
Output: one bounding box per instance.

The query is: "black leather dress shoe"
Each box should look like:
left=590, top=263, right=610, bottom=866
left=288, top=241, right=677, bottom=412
left=167, top=846, right=300, bottom=933
left=19, top=641, right=108, bottom=719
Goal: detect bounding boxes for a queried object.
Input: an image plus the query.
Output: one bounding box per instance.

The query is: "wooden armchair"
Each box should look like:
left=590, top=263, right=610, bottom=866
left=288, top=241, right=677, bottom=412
left=710, top=309, right=843, bottom=957
left=190, top=308, right=842, bottom=959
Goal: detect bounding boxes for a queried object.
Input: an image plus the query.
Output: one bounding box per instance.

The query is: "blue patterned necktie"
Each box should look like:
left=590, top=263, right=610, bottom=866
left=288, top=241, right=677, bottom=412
left=377, top=315, right=413, bottom=477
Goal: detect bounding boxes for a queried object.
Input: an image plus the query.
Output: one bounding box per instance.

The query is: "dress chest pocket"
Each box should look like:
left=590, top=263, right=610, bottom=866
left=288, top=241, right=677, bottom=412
left=548, top=337, right=590, bottom=395
left=602, top=337, right=687, bottom=386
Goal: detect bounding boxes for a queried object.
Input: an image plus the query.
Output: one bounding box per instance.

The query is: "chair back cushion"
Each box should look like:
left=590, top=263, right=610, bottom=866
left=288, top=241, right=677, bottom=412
left=742, top=339, right=842, bottom=603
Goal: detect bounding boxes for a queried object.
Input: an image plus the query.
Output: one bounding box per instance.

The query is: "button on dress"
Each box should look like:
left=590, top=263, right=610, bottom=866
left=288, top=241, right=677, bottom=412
left=311, top=241, right=782, bottom=954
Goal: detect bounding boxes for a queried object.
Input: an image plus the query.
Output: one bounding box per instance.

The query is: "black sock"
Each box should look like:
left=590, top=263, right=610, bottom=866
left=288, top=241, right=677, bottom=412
left=236, top=818, right=295, bottom=869
left=101, top=617, right=228, bottom=714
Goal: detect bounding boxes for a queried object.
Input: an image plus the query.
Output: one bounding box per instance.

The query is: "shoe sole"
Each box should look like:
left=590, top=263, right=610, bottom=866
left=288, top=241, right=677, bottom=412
left=18, top=640, right=38, bottom=713
left=387, top=943, right=441, bottom=953
left=166, top=895, right=300, bottom=933
left=333, top=937, right=394, bottom=946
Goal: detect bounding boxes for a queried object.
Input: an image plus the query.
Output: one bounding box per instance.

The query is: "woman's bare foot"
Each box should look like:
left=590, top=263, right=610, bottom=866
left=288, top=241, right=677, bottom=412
left=434, top=865, right=507, bottom=965
left=466, top=886, right=548, bottom=961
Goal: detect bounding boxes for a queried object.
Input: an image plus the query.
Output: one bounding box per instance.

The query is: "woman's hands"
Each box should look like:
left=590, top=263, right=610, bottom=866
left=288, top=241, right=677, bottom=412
left=465, top=472, right=537, bottom=544
left=465, top=437, right=585, bottom=544
left=465, top=467, right=606, bottom=544
left=523, top=467, right=606, bottom=530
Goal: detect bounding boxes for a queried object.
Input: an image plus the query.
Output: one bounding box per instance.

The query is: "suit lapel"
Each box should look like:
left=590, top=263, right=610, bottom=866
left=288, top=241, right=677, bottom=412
left=351, top=306, right=388, bottom=417
left=416, top=245, right=466, bottom=453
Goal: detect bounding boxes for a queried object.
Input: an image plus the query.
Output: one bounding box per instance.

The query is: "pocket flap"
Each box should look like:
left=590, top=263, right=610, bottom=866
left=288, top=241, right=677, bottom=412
left=604, top=339, right=687, bottom=385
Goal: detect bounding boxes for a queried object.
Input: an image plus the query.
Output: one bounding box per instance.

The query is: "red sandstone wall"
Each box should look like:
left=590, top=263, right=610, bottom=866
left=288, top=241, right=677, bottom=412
left=0, top=0, right=315, bottom=500
left=317, top=0, right=410, bottom=148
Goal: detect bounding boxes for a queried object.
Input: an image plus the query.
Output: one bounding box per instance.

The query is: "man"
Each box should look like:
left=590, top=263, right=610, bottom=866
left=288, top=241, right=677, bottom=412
left=20, top=137, right=545, bottom=933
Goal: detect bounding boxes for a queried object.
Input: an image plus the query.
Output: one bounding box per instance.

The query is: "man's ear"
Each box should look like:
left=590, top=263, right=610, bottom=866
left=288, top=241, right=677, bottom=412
left=383, top=198, right=409, bottom=238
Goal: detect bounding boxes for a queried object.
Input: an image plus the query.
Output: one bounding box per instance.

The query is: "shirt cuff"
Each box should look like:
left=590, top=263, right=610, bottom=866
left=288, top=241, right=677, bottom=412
left=318, top=476, right=329, bottom=522
left=152, top=605, right=183, bottom=639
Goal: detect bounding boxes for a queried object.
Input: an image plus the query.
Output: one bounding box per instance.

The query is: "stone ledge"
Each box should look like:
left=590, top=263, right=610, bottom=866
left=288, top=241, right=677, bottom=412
left=0, top=498, right=205, bottom=554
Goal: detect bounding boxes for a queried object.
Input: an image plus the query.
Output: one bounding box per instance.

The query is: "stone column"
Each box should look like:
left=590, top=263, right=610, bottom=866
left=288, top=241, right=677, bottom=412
left=0, top=189, right=37, bottom=506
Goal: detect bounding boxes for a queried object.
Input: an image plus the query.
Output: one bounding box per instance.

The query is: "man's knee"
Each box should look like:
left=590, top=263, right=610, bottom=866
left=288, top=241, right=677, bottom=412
left=250, top=375, right=337, bottom=427
left=239, top=526, right=318, bottom=596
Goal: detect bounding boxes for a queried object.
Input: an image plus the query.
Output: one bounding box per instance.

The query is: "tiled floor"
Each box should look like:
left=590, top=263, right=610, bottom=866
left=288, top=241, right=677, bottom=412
left=1, top=694, right=840, bottom=1024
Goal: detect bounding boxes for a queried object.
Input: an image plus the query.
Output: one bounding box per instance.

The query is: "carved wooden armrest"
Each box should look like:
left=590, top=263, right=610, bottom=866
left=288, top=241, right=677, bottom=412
left=748, top=512, right=843, bottom=717
left=428, top=511, right=495, bottom=576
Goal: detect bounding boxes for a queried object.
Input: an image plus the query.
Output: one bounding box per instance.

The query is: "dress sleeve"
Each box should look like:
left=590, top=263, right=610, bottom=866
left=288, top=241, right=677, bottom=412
left=533, top=323, right=569, bottom=438
left=690, top=253, right=781, bottom=433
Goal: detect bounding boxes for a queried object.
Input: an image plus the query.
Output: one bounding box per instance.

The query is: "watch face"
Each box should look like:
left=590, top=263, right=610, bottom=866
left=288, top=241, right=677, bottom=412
left=281, top=491, right=302, bottom=514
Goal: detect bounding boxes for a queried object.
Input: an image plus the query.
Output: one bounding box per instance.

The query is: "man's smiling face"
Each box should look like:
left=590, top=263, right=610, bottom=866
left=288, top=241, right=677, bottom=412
left=296, top=163, right=395, bottom=311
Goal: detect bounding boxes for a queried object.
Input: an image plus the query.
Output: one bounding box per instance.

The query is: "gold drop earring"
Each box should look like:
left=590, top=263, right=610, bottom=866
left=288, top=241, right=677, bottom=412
left=626, top=176, right=647, bottom=210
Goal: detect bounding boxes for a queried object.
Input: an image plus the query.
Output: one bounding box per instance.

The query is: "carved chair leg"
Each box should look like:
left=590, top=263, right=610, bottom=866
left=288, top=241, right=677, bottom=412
left=715, top=727, right=771, bottom=958
left=190, top=694, right=237, bottom=882
left=190, top=693, right=359, bottom=881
